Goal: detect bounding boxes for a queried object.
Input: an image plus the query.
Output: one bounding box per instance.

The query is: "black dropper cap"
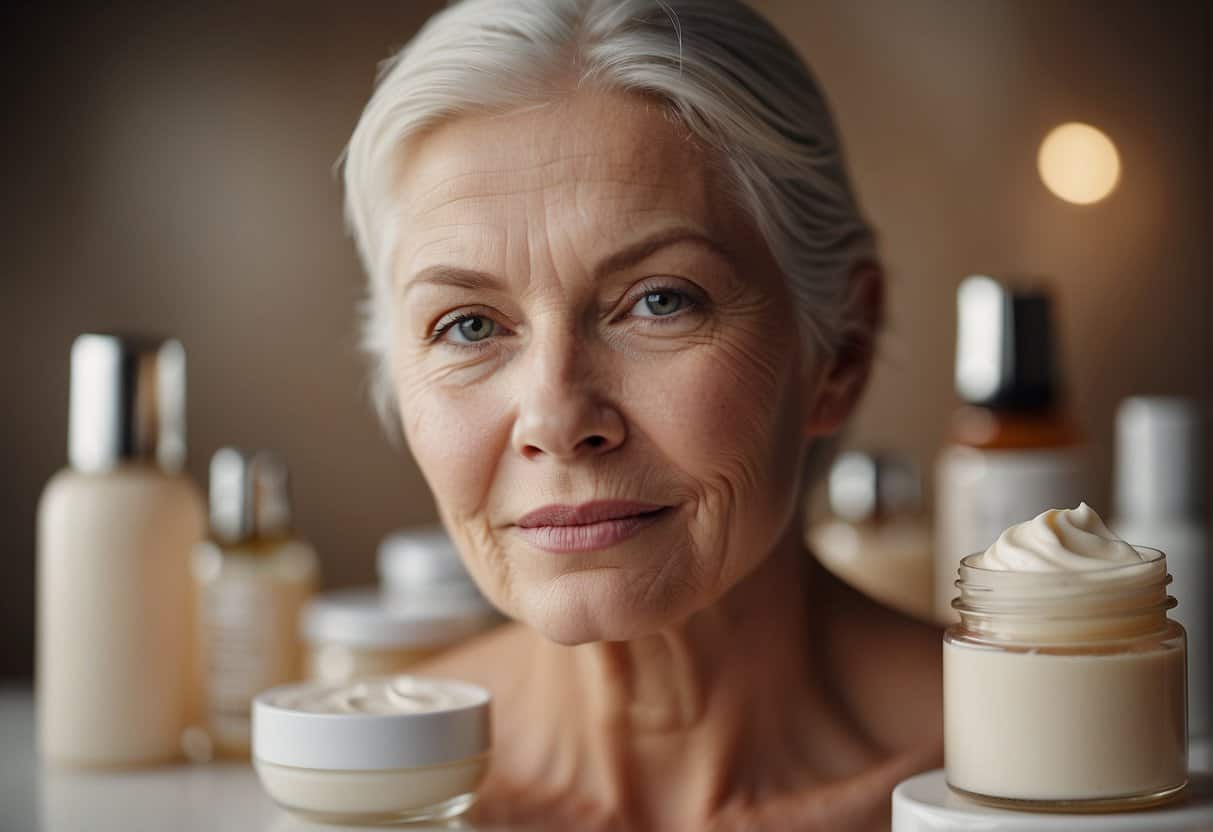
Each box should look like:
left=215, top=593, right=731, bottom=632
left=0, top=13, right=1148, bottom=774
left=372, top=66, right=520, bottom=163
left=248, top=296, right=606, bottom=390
left=954, top=275, right=1059, bottom=410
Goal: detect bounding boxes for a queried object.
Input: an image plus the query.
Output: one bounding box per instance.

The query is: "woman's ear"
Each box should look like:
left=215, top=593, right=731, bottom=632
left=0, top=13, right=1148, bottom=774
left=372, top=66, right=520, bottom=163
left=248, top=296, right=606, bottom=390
left=803, top=261, right=884, bottom=437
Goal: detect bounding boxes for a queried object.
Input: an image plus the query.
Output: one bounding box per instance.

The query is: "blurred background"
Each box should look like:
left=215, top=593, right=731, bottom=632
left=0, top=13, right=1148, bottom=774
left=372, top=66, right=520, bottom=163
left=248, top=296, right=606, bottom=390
left=1, top=0, right=1209, bottom=679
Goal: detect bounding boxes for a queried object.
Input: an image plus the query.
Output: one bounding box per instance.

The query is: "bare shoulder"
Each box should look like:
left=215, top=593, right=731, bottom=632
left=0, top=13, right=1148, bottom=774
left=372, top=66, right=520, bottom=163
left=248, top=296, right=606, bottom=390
left=812, top=561, right=945, bottom=756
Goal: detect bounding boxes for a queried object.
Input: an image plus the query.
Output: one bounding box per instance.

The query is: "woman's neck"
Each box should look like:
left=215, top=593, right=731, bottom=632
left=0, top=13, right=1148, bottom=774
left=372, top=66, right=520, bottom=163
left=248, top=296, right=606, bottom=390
left=521, top=528, right=880, bottom=828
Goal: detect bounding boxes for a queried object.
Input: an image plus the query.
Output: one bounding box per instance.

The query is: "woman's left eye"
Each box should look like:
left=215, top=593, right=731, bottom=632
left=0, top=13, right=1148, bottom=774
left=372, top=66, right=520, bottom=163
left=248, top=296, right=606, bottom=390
left=631, top=290, right=687, bottom=318
left=432, top=312, right=502, bottom=346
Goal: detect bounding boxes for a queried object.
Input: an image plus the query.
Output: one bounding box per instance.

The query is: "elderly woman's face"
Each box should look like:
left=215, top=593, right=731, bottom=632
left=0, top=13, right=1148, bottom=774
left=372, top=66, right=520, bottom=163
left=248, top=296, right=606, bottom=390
left=393, top=91, right=825, bottom=643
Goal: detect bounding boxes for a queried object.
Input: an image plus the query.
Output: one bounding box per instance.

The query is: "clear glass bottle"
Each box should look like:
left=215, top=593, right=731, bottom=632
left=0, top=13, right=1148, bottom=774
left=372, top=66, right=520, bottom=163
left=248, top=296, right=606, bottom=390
left=192, top=449, right=318, bottom=758
left=943, top=549, right=1187, bottom=811
left=809, top=451, right=933, bottom=621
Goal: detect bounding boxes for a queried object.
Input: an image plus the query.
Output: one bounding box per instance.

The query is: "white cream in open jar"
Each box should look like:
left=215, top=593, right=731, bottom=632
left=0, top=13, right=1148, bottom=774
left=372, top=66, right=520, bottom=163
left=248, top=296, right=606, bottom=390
left=252, top=675, right=491, bottom=824
left=944, top=503, right=1187, bottom=811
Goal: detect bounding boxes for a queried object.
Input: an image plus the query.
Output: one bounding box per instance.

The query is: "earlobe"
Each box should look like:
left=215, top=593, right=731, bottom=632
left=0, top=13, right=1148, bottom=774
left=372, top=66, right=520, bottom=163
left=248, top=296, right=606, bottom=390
left=801, top=261, right=885, bottom=438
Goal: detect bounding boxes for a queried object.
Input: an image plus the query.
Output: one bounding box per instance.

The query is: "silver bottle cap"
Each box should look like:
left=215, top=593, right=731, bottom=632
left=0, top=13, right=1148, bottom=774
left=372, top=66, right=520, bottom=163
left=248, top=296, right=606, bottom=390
left=827, top=450, right=922, bottom=523
left=1115, top=397, right=1205, bottom=522
left=209, top=448, right=293, bottom=543
left=68, top=333, right=187, bottom=473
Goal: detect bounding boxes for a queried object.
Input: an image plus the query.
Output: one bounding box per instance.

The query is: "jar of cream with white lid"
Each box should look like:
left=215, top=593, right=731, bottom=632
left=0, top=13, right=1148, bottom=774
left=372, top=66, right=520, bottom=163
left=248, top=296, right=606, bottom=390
left=944, top=503, right=1187, bottom=811
left=252, top=675, right=491, bottom=824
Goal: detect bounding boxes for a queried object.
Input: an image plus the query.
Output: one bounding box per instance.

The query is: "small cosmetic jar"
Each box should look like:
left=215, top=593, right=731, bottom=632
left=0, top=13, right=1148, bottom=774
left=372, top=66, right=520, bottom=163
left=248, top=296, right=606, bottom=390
left=302, top=588, right=497, bottom=685
left=944, top=549, right=1187, bottom=811
left=252, top=675, right=491, bottom=825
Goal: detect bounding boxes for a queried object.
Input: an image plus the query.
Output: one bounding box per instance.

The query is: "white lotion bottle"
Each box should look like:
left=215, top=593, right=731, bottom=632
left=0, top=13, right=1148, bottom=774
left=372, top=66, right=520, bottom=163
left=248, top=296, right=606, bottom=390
left=1113, top=397, right=1208, bottom=744
left=37, top=334, right=206, bottom=766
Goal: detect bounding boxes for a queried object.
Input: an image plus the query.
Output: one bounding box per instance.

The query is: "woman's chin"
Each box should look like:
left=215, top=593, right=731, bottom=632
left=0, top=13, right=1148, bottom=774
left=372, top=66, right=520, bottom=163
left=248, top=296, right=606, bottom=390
left=515, top=569, right=708, bottom=645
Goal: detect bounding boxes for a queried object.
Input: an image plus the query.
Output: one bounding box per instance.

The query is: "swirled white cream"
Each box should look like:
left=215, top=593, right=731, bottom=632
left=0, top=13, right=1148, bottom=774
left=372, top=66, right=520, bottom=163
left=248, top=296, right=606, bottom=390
left=971, top=502, right=1145, bottom=571
left=265, top=675, right=478, bottom=715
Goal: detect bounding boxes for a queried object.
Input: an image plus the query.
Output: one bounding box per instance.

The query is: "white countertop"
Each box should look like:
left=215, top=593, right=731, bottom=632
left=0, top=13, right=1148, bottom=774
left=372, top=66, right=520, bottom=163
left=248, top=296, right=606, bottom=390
left=0, top=686, right=485, bottom=832
left=7, top=684, right=1213, bottom=832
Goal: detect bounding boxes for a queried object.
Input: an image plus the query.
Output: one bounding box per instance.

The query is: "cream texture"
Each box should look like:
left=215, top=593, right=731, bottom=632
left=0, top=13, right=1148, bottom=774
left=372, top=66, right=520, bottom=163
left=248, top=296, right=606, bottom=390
left=945, top=640, right=1186, bottom=801
left=264, top=675, right=480, bottom=715
left=973, top=502, right=1145, bottom=571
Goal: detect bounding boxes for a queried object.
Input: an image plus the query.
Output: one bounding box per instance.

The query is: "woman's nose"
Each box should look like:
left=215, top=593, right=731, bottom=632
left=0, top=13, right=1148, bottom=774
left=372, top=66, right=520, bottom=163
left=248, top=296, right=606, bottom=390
left=510, top=348, right=626, bottom=461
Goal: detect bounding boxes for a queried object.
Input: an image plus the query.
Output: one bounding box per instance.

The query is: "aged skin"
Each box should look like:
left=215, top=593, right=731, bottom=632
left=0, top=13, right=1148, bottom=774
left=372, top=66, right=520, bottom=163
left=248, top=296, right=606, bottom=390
left=391, top=90, right=942, bottom=831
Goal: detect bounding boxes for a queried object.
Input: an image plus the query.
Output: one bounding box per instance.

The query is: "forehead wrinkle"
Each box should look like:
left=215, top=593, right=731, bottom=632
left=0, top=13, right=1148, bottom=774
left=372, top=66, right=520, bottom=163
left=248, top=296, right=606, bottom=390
left=393, top=94, right=745, bottom=303
left=405, top=165, right=695, bottom=224
left=407, top=148, right=605, bottom=209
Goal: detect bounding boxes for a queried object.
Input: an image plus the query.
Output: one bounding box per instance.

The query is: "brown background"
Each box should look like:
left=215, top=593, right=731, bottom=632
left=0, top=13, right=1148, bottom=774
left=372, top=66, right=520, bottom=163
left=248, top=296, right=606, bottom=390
left=1, top=0, right=1209, bottom=678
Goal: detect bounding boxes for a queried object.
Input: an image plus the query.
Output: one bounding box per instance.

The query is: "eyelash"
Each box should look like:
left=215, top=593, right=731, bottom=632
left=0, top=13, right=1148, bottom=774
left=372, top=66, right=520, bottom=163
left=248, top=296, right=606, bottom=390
left=625, top=282, right=701, bottom=323
left=430, top=311, right=502, bottom=347
left=428, top=282, right=704, bottom=347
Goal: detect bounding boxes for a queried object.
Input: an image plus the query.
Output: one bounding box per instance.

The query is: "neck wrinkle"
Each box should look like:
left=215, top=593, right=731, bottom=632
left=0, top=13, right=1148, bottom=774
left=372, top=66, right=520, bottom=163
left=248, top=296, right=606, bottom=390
left=532, top=526, right=851, bottom=826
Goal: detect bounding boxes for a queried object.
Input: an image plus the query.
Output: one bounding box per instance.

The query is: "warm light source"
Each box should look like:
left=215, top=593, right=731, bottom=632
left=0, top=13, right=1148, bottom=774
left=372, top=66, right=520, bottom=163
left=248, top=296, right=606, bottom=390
left=1037, top=122, right=1121, bottom=205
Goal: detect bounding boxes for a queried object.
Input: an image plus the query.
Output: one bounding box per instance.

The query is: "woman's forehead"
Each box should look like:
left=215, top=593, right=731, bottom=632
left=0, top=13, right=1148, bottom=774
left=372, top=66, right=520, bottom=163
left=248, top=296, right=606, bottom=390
left=394, top=92, right=733, bottom=243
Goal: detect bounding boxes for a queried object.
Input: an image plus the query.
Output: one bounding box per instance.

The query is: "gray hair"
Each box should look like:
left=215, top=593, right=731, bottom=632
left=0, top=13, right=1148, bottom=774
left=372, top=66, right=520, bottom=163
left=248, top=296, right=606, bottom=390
left=342, top=0, right=876, bottom=430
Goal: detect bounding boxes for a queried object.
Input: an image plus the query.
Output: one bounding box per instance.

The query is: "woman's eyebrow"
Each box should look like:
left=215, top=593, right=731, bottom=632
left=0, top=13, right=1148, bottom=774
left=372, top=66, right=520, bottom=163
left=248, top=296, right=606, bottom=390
left=403, top=265, right=508, bottom=297
left=593, top=227, right=735, bottom=280
left=403, top=227, right=733, bottom=297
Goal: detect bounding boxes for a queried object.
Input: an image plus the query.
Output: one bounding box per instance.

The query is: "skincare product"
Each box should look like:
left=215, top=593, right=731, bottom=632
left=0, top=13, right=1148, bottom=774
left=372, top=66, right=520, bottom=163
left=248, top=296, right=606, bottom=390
left=37, top=334, right=206, bottom=766
left=1113, top=397, right=1208, bottom=741
left=809, top=451, right=933, bottom=620
left=193, top=448, right=318, bottom=757
left=378, top=525, right=490, bottom=606
left=934, top=276, right=1086, bottom=622
left=252, top=675, right=491, bottom=824
left=944, top=504, right=1187, bottom=811
left=302, top=588, right=496, bottom=684
left=303, top=527, right=497, bottom=684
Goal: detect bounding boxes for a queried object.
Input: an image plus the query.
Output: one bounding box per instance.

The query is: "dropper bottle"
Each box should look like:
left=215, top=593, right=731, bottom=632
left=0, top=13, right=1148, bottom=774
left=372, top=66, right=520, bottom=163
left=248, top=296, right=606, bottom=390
left=192, top=448, right=319, bottom=758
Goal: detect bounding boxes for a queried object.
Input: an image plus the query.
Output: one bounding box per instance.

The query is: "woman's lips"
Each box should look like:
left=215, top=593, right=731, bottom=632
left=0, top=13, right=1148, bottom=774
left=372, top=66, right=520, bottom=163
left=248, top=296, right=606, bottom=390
left=514, top=500, right=670, bottom=553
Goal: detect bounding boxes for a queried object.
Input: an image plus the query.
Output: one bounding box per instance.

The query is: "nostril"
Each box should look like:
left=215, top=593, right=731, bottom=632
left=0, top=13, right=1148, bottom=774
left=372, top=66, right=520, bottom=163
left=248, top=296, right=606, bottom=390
left=583, top=435, right=606, bottom=449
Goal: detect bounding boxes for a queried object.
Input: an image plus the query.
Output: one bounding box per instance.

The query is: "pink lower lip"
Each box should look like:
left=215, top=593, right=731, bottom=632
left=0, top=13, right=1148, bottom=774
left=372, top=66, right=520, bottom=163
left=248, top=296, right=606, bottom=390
left=515, top=509, right=668, bottom=553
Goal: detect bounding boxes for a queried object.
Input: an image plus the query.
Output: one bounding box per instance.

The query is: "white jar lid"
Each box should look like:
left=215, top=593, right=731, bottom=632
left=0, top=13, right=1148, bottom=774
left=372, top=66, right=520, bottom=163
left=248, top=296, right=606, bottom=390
left=301, top=588, right=496, bottom=649
left=377, top=526, right=489, bottom=604
left=253, top=675, right=491, bottom=771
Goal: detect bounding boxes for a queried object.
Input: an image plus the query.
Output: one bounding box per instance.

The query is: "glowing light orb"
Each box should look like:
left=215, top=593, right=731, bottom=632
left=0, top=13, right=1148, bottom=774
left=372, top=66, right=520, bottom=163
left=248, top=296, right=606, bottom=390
left=1037, top=122, right=1121, bottom=205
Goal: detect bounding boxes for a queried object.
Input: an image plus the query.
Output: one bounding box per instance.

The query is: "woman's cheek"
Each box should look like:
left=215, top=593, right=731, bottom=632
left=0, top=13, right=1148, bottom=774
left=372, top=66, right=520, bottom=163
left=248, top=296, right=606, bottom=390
left=398, top=371, right=506, bottom=520
left=642, top=333, right=792, bottom=470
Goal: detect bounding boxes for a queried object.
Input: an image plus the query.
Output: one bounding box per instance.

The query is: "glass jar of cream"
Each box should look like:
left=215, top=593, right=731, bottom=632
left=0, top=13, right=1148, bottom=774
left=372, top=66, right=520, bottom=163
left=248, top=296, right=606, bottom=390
left=252, top=675, right=491, bottom=824
left=944, top=503, right=1187, bottom=812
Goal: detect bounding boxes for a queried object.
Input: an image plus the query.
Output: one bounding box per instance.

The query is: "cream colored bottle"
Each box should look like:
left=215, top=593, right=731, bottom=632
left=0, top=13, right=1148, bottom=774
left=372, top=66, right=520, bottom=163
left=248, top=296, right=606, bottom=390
left=37, top=334, right=206, bottom=766
left=193, top=448, right=318, bottom=757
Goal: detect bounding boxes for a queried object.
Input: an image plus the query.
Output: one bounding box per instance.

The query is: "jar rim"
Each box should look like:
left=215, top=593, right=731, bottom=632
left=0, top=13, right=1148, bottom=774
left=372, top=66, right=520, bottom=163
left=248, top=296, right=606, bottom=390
left=951, top=546, right=1175, bottom=641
